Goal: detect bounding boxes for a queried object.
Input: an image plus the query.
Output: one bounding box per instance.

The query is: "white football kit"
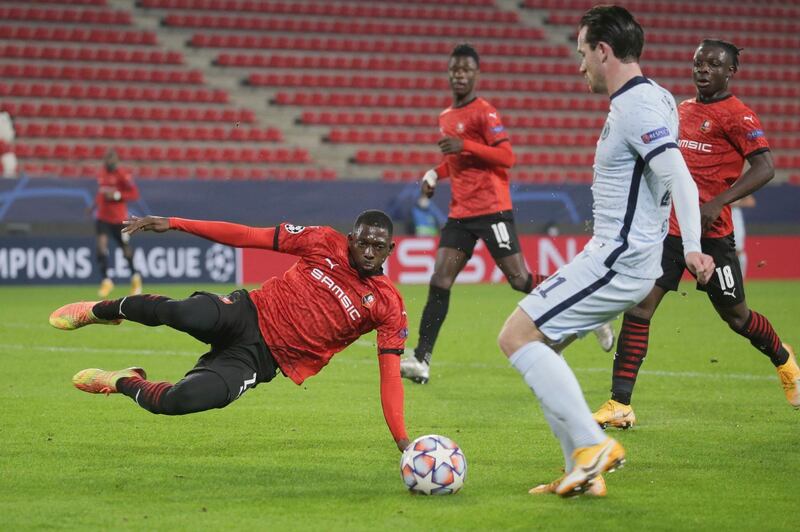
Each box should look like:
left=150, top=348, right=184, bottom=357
left=520, top=76, right=700, bottom=341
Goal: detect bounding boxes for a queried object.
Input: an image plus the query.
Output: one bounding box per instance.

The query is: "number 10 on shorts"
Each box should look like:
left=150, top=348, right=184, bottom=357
left=491, top=222, right=511, bottom=250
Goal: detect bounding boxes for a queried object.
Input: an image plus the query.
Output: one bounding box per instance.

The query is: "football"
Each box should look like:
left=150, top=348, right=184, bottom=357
left=400, top=434, right=467, bottom=495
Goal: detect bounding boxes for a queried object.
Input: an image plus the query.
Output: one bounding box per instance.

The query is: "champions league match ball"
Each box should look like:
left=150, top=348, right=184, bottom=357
left=400, top=434, right=467, bottom=495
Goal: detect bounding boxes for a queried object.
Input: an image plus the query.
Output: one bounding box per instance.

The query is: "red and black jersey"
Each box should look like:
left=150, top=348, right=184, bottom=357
left=437, top=97, right=513, bottom=219
left=167, top=218, right=409, bottom=445
left=670, top=95, right=770, bottom=239
left=95, top=168, right=139, bottom=224
left=248, top=223, right=408, bottom=385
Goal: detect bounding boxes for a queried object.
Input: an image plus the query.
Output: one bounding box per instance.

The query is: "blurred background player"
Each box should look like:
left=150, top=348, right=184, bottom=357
left=593, top=39, right=799, bottom=430
left=411, top=192, right=447, bottom=237
left=49, top=210, right=411, bottom=453
left=730, top=194, right=755, bottom=276
left=401, top=44, right=614, bottom=385
left=498, top=6, right=713, bottom=497
left=0, top=109, right=18, bottom=179
left=92, top=149, right=142, bottom=297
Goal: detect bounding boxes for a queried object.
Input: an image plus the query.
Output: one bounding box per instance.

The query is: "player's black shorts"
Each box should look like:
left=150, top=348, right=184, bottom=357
left=439, top=210, right=521, bottom=259
left=95, top=220, right=129, bottom=246
left=185, top=289, right=279, bottom=403
left=656, top=234, right=744, bottom=307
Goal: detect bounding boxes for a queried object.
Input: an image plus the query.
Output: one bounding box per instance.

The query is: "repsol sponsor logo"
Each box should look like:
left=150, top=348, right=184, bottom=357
left=678, top=139, right=712, bottom=153
left=310, top=267, right=361, bottom=321
left=0, top=246, right=93, bottom=280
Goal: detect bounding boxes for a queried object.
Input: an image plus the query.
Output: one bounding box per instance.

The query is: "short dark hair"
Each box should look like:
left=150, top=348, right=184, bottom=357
left=579, top=5, right=644, bottom=63
left=699, top=39, right=743, bottom=72
left=450, top=43, right=480, bottom=67
left=354, top=209, right=393, bottom=237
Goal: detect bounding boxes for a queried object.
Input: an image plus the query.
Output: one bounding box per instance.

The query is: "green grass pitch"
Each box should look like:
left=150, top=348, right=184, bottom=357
left=1, top=281, right=798, bottom=530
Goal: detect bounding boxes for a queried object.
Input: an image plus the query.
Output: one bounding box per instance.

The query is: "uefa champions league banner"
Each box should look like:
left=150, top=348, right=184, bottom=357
left=0, top=236, right=238, bottom=285
left=240, top=235, right=800, bottom=284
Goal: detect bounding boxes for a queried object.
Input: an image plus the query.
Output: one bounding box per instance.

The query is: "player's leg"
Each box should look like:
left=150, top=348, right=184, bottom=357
left=713, top=299, right=798, bottom=408
left=402, top=219, right=474, bottom=383
left=498, top=253, right=646, bottom=495
left=110, top=223, right=141, bottom=295
left=95, top=222, right=114, bottom=298
left=594, top=236, right=684, bottom=428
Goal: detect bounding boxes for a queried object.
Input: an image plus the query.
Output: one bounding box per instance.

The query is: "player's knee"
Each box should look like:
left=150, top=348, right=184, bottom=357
left=158, top=384, right=205, bottom=415
left=498, top=317, right=543, bottom=357
left=723, top=311, right=749, bottom=332
left=429, top=275, right=455, bottom=291
left=507, top=273, right=530, bottom=293
left=626, top=305, right=654, bottom=322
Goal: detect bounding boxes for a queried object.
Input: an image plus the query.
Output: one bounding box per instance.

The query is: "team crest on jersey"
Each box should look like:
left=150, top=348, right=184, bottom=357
left=456, top=122, right=465, bottom=133
left=362, top=293, right=375, bottom=308
left=600, top=121, right=610, bottom=140
left=700, top=120, right=712, bottom=133
left=284, top=224, right=305, bottom=234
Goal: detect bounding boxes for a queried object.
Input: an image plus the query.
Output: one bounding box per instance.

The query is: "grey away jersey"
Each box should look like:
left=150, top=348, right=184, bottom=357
left=590, top=76, right=680, bottom=279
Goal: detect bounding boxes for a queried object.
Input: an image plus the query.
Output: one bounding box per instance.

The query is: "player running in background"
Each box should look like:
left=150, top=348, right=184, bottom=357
left=593, top=39, right=799, bottom=430
left=92, top=149, right=142, bottom=297
left=49, top=210, right=411, bottom=453
left=497, top=6, right=714, bottom=497
left=401, top=44, right=614, bottom=385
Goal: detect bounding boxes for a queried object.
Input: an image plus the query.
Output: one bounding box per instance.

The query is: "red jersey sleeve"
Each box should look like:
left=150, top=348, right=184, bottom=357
left=274, top=223, right=339, bottom=257
left=479, top=104, right=510, bottom=147
left=118, top=171, right=139, bottom=202
left=169, top=217, right=276, bottom=249
left=375, top=289, right=408, bottom=355
left=725, top=106, right=770, bottom=158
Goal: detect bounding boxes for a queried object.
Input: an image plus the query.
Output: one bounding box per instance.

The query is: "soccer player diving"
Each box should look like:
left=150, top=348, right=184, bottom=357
left=49, top=210, right=412, bottom=453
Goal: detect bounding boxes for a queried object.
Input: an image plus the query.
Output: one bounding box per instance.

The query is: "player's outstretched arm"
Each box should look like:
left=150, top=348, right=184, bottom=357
left=378, top=353, right=410, bottom=452
left=123, top=215, right=170, bottom=234
left=124, top=215, right=275, bottom=249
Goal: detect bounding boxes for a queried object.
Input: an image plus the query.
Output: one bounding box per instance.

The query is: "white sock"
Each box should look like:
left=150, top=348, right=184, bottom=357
left=541, top=402, right=576, bottom=471
left=509, top=341, right=606, bottom=450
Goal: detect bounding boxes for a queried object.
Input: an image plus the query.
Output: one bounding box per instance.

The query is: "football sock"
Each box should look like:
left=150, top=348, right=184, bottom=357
left=97, top=252, right=109, bottom=279
left=510, top=341, right=606, bottom=449
left=92, top=294, right=221, bottom=341
left=734, top=310, right=789, bottom=367
left=541, top=401, right=576, bottom=471
left=414, top=285, right=451, bottom=364
left=118, top=370, right=229, bottom=415
left=610, top=314, right=651, bottom=405
left=93, top=294, right=170, bottom=325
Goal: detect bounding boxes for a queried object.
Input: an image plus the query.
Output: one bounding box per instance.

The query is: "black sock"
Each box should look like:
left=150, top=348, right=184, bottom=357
left=733, top=311, right=789, bottom=367
left=97, top=253, right=109, bottom=279
left=610, top=314, right=651, bottom=405
left=92, top=294, right=170, bottom=325
left=414, top=285, right=451, bottom=364
left=124, top=255, right=137, bottom=276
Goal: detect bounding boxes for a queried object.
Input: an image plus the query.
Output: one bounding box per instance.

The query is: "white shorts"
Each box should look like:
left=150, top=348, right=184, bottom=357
left=519, top=249, right=654, bottom=343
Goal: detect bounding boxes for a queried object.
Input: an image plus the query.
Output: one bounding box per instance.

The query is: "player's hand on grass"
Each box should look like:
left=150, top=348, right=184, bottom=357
left=700, top=198, right=724, bottom=232
left=397, top=438, right=411, bottom=453
left=685, top=251, right=715, bottom=285
left=438, top=136, right=464, bottom=155
left=123, top=215, right=170, bottom=235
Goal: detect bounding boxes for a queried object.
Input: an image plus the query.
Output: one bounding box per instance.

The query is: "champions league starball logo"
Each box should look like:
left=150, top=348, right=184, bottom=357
left=205, top=244, right=235, bottom=282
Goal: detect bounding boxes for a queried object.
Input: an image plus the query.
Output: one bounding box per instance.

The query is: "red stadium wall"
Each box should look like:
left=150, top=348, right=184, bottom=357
left=240, top=235, right=800, bottom=285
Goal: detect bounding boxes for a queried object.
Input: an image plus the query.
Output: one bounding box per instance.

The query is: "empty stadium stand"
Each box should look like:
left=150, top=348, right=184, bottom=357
left=0, top=0, right=797, bottom=183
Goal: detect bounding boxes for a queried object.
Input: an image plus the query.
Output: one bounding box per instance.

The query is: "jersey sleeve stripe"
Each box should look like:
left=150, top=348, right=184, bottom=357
left=379, top=349, right=404, bottom=355
left=273, top=224, right=280, bottom=250
left=744, top=147, right=770, bottom=159
left=603, top=157, right=645, bottom=269
left=643, top=142, right=678, bottom=164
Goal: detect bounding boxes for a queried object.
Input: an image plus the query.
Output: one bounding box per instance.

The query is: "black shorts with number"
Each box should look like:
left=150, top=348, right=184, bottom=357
left=186, top=289, right=279, bottom=403
left=656, top=234, right=744, bottom=307
left=439, top=210, right=522, bottom=259
left=95, top=219, right=129, bottom=246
